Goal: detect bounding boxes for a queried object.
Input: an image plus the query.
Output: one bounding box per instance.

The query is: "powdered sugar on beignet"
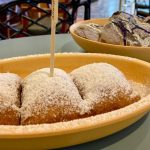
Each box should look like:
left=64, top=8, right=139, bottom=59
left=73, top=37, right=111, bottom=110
left=70, top=63, right=140, bottom=115
left=0, top=73, right=21, bottom=125
left=21, top=68, right=91, bottom=125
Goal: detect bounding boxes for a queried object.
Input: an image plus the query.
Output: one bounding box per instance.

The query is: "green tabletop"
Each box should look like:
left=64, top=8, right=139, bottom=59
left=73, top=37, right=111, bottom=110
left=0, top=34, right=83, bottom=59
left=0, top=34, right=150, bottom=150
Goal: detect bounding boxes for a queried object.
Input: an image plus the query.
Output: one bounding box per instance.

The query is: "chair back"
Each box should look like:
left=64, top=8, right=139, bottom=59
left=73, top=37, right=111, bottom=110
left=0, top=0, right=73, bottom=40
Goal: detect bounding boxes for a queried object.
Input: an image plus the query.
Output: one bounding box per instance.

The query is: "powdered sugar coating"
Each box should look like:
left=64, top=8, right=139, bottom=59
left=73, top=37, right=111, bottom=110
left=0, top=73, right=21, bottom=125
left=130, top=81, right=150, bottom=98
left=71, top=63, right=136, bottom=102
left=0, top=73, right=21, bottom=107
left=21, top=63, right=141, bottom=124
left=21, top=68, right=91, bottom=125
left=0, top=84, right=149, bottom=135
left=0, top=67, right=148, bottom=132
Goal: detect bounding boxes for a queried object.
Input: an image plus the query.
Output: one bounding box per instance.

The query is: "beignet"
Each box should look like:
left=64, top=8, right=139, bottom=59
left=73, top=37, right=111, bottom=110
left=21, top=68, right=90, bottom=125
left=0, top=73, right=21, bottom=125
left=70, top=63, right=140, bottom=115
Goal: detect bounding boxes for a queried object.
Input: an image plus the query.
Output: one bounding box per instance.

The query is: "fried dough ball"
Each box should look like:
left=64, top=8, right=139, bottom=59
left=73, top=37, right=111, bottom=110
left=0, top=73, right=21, bottom=125
left=21, top=68, right=90, bottom=125
left=70, top=63, right=140, bottom=115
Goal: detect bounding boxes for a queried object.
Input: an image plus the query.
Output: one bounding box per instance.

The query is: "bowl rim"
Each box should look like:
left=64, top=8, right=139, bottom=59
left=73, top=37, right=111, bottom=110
left=0, top=53, right=150, bottom=138
left=69, top=18, right=150, bottom=50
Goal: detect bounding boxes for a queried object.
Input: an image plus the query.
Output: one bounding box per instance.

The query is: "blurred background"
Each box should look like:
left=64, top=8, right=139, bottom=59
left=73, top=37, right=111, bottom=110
left=0, top=0, right=150, bottom=40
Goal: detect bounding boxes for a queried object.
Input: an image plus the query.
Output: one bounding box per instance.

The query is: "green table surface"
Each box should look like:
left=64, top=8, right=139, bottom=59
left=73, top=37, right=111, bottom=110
left=0, top=34, right=83, bottom=59
left=0, top=34, right=150, bottom=150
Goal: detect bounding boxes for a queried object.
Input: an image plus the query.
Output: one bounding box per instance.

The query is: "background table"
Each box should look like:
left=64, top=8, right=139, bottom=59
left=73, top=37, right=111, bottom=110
left=0, top=34, right=150, bottom=150
left=0, top=34, right=83, bottom=59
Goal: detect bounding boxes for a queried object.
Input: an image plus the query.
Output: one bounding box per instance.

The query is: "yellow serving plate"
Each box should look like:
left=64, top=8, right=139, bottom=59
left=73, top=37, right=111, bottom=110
left=70, top=19, right=150, bottom=62
left=0, top=53, right=150, bottom=150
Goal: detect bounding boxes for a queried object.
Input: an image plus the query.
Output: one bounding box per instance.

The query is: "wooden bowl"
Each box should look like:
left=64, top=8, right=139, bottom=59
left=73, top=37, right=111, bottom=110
left=0, top=53, right=150, bottom=150
left=70, top=19, right=150, bottom=62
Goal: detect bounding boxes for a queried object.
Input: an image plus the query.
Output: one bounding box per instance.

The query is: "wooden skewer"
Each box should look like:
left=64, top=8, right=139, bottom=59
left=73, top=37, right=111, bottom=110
left=50, top=0, right=58, bottom=77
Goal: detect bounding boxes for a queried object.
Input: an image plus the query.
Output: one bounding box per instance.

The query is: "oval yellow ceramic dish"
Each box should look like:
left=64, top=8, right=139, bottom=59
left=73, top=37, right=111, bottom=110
left=70, top=19, right=150, bottom=62
left=0, top=53, right=150, bottom=150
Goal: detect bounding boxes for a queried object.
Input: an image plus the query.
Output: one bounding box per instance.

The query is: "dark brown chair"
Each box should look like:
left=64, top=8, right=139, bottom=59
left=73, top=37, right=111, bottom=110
left=135, top=0, right=150, bottom=17
left=0, top=0, right=91, bottom=40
